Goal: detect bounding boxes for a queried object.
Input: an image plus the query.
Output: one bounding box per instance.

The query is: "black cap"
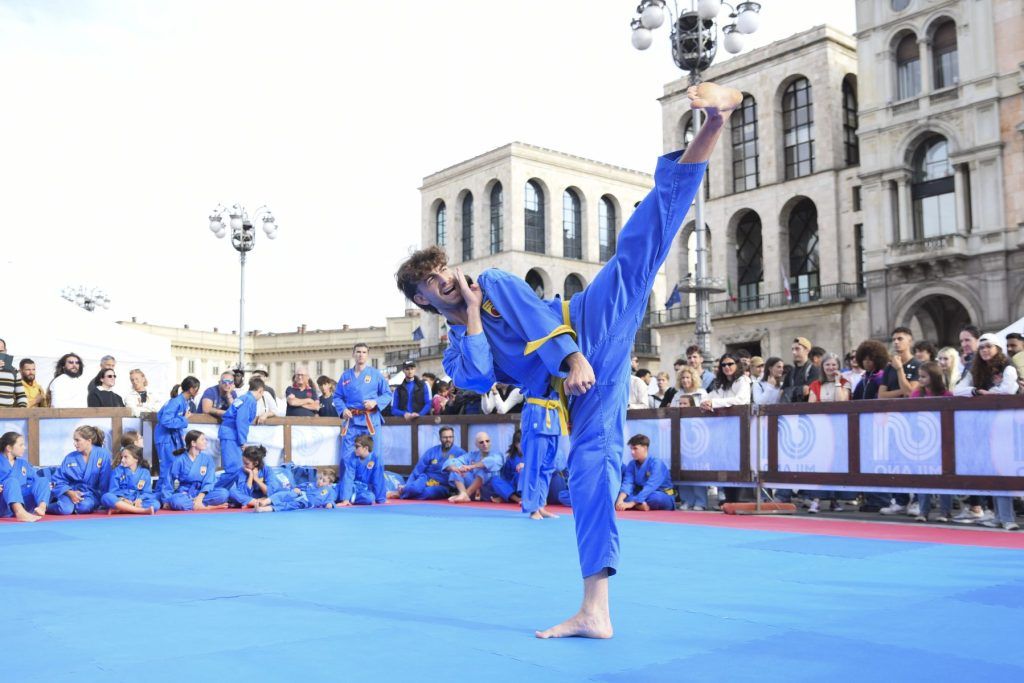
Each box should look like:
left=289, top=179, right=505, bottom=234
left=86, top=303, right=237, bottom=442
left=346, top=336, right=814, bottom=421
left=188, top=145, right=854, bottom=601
left=401, top=360, right=417, bottom=369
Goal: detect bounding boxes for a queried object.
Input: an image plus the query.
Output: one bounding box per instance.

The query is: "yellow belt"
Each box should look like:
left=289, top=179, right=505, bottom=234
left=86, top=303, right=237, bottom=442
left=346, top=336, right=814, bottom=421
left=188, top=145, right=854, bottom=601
left=524, top=300, right=575, bottom=435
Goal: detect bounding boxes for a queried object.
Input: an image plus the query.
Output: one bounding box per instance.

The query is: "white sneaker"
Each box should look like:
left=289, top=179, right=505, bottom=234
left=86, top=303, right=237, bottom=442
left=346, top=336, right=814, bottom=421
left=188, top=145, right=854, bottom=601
left=954, top=508, right=988, bottom=524
left=906, top=502, right=920, bottom=517
left=692, top=505, right=705, bottom=512
left=807, top=499, right=820, bottom=514
left=679, top=503, right=692, bottom=511
left=1004, top=521, right=1020, bottom=531
left=880, top=501, right=906, bottom=515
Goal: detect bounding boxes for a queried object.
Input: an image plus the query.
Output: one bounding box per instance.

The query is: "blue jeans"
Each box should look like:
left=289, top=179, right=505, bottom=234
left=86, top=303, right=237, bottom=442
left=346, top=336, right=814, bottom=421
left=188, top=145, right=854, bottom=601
left=678, top=485, right=707, bottom=508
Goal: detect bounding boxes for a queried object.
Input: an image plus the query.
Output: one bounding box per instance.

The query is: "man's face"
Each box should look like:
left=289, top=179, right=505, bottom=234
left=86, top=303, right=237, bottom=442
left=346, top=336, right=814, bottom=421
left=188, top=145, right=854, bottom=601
left=63, top=356, right=82, bottom=378
left=629, top=443, right=648, bottom=462
left=630, top=356, right=639, bottom=371
left=892, top=332, right=911, bottom=353
left=415, top=265, right=463, bottom=311
left=791, top=344, right=807, bottom=363
left=21, top=363, right=35, bottom=383
left=959, top=331, right=978, bottom=356
left=353, top=346, right=369, bottom=365
left=475, top=433, right=490, bottom=454
left=640, top=373, right=651, bottom=385
left=233, top=372, right=244, bottom=388
left=101, top=359, right=116, bottom=371
left=1006, top=338, right=1023, bottom=356
left=687, top=352, right=702, bottom=369
left=439, top=430, right=455, bottom=450
left=403, top=366, right=416, bottom=380
left=130, top=372, right=145, bottom=391
left=219, top=374, right=235, bottom=394
left=295, top=371, right=309, bottom=387
left=0, top=340, right=6, bottom=352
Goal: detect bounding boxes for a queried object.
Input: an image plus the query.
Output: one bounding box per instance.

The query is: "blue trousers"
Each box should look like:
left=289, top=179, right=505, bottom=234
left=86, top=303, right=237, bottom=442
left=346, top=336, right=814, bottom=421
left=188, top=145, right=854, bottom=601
left=340, top=426, right=376, bottom=473
left=1, top=475, right=51, bottom=517
left=349, top=483, right=377, bottom=506
left=557, top=489, right=572, bottom=507
left=563, top=161, right=704, bottom=577
left=154, top=441, right=177, bottom=493
left=400, top=475, right=449, bottom=500
left=678, top=485, right=708, bottom=508
left=484, top=476, right=518, bottom=503
left=520, top=430, right=558, bottom=514
left=165, top=487, right=229, bottom=511
left=626, top=491, right=675, bottom=510
left=215, top=439, right=242, bottom=490
left=547, top=471, right=568, bottom=506
left=49, top=490, right=98, bottom=515
left=269, top=490, right=310, bottom=511
left=100, top=492, right=159, bottom=511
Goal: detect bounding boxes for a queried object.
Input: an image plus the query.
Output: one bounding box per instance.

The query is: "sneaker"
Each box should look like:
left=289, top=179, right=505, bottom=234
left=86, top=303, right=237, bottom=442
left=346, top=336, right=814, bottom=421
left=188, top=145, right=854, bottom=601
left=953, top=508, right=985, bottom=524
left=807, top=499, right=820, bottom=514
left=906, top=502, right=920, bottom=517
left=914, top=515, right=927, bottom=523
left=880, top=502, right=907, bottom=515
left=692, top=505, right=705, bottom=512
left=979, top=519, right=1000, bottom=529
left=679, top=503, right=692, bottom=511
left=934, top=514, right=950, bottom=523
left=1003, top=521, right=1020, bottom=531
left=830, top=500, right=846, bottom=512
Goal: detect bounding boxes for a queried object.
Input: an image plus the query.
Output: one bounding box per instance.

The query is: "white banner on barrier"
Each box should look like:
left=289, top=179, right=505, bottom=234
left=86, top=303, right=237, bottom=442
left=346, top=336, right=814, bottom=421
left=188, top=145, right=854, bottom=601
left=778, top=413, right=848, bottom=473
left=955, top=409, right=1024, bottom=477
left=378, top=425, right=412, bottom=466
left=39, top=418, right=113, bottom=467
left=860, top=411, right=942, bottom=475
left=290, top=426, right=340, bottom=467
left=679, top=416, right=741, bottom=472
left=624, top=419, right=672, bottom=467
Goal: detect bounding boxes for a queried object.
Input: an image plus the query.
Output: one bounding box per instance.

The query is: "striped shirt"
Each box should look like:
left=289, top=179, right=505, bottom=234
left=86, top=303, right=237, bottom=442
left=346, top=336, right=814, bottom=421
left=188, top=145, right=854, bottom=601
left=0, top=369, right=27, bottom=407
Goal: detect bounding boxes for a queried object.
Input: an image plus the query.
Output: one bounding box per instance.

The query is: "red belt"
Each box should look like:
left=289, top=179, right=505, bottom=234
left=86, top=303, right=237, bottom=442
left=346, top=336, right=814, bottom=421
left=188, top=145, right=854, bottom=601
left=342, top=407, right=378, bottom=436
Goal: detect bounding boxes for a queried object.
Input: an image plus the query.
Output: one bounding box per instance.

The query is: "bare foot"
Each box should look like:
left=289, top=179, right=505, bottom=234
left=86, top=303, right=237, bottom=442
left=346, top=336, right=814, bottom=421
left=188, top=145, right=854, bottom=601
left=255, top=505, right=274, bottom=513
left=529, top=510, right=543, bottom=520
left=490, top=496, right=503, bottom=504
left=14, top=509, right=40, bottom=523
left=635, top=502, right=650, bottom=512
left=539, top=507, right=560, bottom=519
left=535, top=610, right=613, bottom=639
left=449, top=493, right=471, bottom=504
left=34, top=503, right=47, bottom=516
left=687, top=82, right=743, bottom=115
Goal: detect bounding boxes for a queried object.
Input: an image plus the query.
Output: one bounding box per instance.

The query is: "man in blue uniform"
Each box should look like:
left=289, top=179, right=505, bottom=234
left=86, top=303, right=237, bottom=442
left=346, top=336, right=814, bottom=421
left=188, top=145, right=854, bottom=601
left=216, top=377, right=265, bottom=489
left=332, top=343, right=392, bottom=474
left=394, top=82, right=740, bottom=639
left=616, top=434, right=675, bottom=511
left=448, top=431, right=503, bottom=503
left=399, top=425, right=465, bottom=500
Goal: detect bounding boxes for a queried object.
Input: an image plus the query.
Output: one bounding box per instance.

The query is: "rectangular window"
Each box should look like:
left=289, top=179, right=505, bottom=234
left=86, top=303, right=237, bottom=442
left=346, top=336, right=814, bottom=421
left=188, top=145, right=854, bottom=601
left=371, top=358, right=378, bottom=369
left=212, top=365, right=219, bottom=376
left=852, top=186, right=861, bottom=212
left=897, top=59, right=920, bottom=100
left=289, top=362, right=296, bottom=375
left=316, top=360, right=323, bottom=376
left=187, top=360, right=195, bottom=374
left=344, top=360, right=351, bottom=371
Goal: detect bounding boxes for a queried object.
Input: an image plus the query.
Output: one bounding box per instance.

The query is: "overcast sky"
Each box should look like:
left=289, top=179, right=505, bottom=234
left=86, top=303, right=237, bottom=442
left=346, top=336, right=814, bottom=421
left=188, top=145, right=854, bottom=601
left=0, top=0, right=854, bottom=334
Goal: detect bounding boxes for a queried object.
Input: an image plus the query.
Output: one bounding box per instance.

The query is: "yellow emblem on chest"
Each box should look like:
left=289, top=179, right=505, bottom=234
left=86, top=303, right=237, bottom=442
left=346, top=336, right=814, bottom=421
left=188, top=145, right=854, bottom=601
left=200, top=466, right=208, bottom=476
left=481, top=300, right=501, bottom=318
left=137, top=479, right=145, bottom=490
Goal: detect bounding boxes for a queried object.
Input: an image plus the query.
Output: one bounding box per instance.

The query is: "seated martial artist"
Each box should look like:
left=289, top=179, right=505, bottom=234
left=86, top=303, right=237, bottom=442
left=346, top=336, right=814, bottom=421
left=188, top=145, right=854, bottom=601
left=162, top=430, right=230, bottom=511
left=338, top=434, right=387, bottom=506
left=49, top=425, right=113, bottom=516
left=229, top=444, right=272, bottom=508
left=393, top=81, right=740, bottom=639
left=449, top=431, right=503, bottom=503
left=102, top=444, right=159, bottom=515
left=0, top=431, right=51, bottom=522
left=398, top=425, right=466, bottom=500
left=257, top=467, right=339, bottom=512
left=483, top=430, right=523, bottom=505
left=215, top=378, right=265, bottom=490
left=615, top=434, right=675, bottom=512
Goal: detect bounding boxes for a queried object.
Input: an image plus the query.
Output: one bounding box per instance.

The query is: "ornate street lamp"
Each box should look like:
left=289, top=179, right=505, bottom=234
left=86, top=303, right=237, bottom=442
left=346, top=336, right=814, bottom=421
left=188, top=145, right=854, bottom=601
left=61, top=285, right=110, bottom=312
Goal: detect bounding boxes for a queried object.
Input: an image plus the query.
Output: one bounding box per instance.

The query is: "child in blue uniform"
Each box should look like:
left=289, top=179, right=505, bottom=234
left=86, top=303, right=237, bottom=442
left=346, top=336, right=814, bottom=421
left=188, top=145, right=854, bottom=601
left=257, top=468, right=339, bottom=512
left=102, top=444, right=159, bottom=514
left=49, top=426, right=113, bottom=516
left=0, top=431, right=51, bottom=522
left=163, top=430, right=230, bottom=511
left=229, top=444, right=273, bottom=507
left=394, top=81, right=739, bottom=638
left=338, top=434, right=387, bottom=506
left=216, top=378, right=265, bottom=489
left=448, top=431, right=503, bottom=503
left=154, top=376, right=199, bottom=494
left=615, top=434, right=675, bottom=512
left=398, top=425, right=465, bottom=500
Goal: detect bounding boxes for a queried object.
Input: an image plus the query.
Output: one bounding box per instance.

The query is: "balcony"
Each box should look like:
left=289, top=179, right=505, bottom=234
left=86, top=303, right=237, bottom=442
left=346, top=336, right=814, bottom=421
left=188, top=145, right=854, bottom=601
left=384, top=343, right=448, bottom=367
left=887, top=233, right=967, bottom=263
left=650, top=282, right=864, bottom=326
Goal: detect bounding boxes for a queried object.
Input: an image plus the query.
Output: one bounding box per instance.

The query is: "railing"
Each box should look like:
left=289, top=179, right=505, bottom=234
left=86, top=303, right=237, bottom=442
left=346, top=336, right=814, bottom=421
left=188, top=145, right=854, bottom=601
left=632, top=342, right=660, bottom=356
left=6, top=395, right=1022, bottom=495
left=889, top=233, right=965, bottom=258
left=384, top=343, right=449, bottom=366
left=652, top=282, right=864, bottom=325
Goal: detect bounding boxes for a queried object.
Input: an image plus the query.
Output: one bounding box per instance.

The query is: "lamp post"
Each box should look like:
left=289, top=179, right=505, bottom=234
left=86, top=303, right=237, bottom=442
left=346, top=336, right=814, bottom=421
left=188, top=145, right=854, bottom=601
left=61, top=286, right=110, bottom=312
left=630, top=0, right=763, bottom=357
left=208, top=203, right=279, bottom=373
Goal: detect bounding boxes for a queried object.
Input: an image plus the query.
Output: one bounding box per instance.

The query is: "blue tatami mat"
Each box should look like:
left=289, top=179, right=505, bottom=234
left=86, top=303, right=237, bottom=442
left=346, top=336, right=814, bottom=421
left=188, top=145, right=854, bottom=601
left=2, top=504, right=1022, bottom=682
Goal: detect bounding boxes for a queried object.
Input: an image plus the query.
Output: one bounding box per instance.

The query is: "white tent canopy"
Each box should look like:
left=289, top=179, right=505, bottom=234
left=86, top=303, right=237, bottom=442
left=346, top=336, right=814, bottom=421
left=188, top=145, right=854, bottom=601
left=3, top=295, right=175, bottom=399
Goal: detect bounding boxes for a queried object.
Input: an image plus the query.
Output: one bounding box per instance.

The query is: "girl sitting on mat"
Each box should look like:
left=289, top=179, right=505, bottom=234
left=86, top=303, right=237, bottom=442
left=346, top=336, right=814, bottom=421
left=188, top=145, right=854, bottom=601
left=229, top=445, right=271, bottom=508
left=101, top=444, right=158, bottom=515
left=1, top=431, right=51, bottom=522
left=162, top=430, right=229, bottom=511
left=49, top=425, right=113, bottom=516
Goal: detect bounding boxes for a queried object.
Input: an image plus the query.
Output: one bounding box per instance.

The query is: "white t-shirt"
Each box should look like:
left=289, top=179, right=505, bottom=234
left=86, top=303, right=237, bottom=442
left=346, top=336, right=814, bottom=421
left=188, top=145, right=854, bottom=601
left=48, top=374, right=90, bottom=408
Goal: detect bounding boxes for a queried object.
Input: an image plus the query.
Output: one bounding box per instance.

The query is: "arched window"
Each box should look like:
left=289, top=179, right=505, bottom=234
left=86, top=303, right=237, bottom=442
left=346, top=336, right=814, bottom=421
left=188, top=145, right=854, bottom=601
left=562, top=189, right=582, bottom=259
left=896, top=33, right=920, bottom=100
left=932, top=20, right=958, bottom=89
left=788, top=199, right=820, bottom=302
left=489, top=182, right=503, bottom=254
left=782, top=78, right=814, bottom=179
left=736, top=212, right=763, bottom=310
left=842, top=77, right=859, bottom=166
left=525, top=180, right=545, bottom=254
left=461, top=193, right=473, bottom=261
left=435, top=202, right=447, bottom=247
left=731, top=94, right=759, bottom=192
left=598, top=196, right=616, bottom=262
left=912, top=136, right=956, bottom=238
left=525, top=269, right=545, bottom=298
left=564, top=274, right=583, bottom=300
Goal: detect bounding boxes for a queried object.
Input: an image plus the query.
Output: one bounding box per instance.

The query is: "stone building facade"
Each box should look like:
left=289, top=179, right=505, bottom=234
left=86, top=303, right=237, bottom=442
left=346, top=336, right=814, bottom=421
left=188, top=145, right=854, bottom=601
left=654, top=25, right=869, bottom=364
left=855, top=0, right=1024, bottom=344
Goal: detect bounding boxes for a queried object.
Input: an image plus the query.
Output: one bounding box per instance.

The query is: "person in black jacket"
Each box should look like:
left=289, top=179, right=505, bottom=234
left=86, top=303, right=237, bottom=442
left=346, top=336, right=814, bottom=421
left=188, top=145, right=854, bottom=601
left=780, top=337, right=820, bottom=403
left=391, top=361, right=431, bottom=421
left=87, top=368, right=125, bottom=408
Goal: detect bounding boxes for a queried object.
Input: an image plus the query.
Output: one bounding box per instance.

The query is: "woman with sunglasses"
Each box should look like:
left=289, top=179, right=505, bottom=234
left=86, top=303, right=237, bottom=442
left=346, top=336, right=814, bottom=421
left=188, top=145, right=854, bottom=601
left=87, top=368, right=125, bottom=408
left=700, top=353, right=751, bottom=413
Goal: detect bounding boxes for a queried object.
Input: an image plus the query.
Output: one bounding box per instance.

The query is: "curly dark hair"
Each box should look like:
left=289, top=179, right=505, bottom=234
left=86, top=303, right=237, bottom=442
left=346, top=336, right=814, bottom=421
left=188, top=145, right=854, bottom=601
left=855, top=340, right=890, bottom=372
left=54, top=352, right=83, bottom=379
left=396, top=246, right=448, bottom=314
left=971, top=347, right=1008, bottom=391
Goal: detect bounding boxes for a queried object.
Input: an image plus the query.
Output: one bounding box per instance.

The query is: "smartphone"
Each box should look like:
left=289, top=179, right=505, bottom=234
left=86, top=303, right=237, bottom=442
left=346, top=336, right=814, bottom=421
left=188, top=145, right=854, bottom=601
left=0, top=353, right=13, bottom=371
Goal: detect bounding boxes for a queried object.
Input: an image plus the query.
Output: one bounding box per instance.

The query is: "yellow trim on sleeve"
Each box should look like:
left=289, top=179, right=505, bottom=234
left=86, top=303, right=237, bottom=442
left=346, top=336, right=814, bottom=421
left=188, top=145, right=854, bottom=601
left=523, top=300, right=576, bottom=356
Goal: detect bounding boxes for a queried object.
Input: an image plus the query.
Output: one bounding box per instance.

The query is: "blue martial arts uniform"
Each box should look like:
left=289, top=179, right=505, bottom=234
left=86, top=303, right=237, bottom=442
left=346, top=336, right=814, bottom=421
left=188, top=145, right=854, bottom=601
left=339, top=452, right=387, bottom=505
left=154, top=393, right=190, bottom=495
left=620, top=457, right=675, bottom=510
left=331, top=366, right=392, bottom=469
left=229, top=464, right=272, bottom=507
left=443, top=153, right=705, bottom=577
left=449, top=449, right=504, bottom=491
left=400, top=443, right=466, bottom=499
left=163, top=451, right=229, bottom=510
left=482, top=450, right=522, bottom=502
left=101, top=465, right=159, bottom=512
left=216, top=392, right=258, bottom=489
left=48, top=447, right=114, bottom=515
left=270, top=481, right=339, bottom=511
left=0, top=455, right=51, bottom=517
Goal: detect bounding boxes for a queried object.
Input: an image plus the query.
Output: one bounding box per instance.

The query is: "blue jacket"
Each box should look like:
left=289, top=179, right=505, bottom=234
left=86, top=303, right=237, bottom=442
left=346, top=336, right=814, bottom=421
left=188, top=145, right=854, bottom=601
left=155, top=393, right=190, bottom=447
left=219, top=392, right=258, bottom=443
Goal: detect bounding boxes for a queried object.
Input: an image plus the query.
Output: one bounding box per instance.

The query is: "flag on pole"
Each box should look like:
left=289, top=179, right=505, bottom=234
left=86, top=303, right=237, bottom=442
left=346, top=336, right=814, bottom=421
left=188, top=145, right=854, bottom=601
left=412, top=326, right=424, bottom=341
left=664, top=284, right=682, bottom=309
left=727, top=276, right=737, bottom=302
left=780, top=263, right=792, bottom=302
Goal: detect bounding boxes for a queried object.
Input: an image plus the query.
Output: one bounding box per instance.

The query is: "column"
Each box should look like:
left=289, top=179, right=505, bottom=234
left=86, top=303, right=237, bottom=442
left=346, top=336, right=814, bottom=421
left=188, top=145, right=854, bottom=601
left=879, top=180, right=895, bottom=246
left=953, top=164, right=967, bottom=234
left=896, top=176, right=914, bottom=242
left=918, top=38, right=932, bottom=94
